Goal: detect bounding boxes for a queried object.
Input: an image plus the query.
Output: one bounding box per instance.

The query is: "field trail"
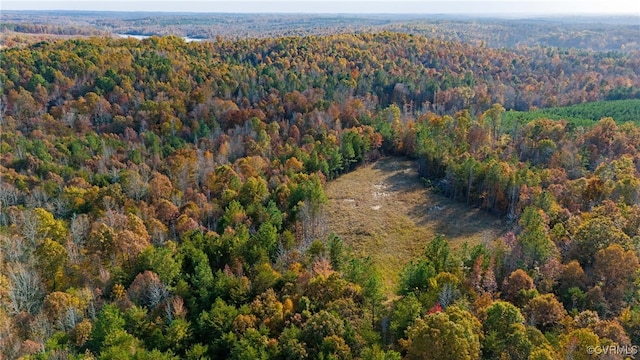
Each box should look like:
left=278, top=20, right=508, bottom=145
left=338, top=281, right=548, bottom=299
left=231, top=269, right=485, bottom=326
left=325, top=157, right=508, bottom=294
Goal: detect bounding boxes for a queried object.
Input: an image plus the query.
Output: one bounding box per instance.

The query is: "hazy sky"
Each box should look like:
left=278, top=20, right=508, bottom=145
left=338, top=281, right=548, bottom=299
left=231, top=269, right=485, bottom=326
left=3, top=0, right=640, bottom=15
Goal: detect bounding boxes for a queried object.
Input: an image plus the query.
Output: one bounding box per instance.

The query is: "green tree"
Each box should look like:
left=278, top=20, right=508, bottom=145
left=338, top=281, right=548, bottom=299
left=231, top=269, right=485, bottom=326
left=483, top=301, right=532, bottom=360
left=398, top=259, right=436, bottom=296
left=301, top=310, right=345, bottom=354
left=196, top=298, right=238, bottom=358
left=424, top=234, right=458, bottom=275
left=569, top=217, right=631, bottom=266
left=89, top=304, right=127, bottom=352
left=390, top=293, right=423, bottom=340
left=137, top=243, right=182, bottom=286
left=517, top=207, right=555, bottom=268
left=35, top=238, right=68, bottom=291
left=364, top=270, right=385, bottom=328
left=400, top=305, right=481, bottom=360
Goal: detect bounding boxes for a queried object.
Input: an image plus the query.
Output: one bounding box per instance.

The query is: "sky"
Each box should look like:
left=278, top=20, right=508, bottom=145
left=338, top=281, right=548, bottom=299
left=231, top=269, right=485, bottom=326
left=2, top=0, right=640, bottom=15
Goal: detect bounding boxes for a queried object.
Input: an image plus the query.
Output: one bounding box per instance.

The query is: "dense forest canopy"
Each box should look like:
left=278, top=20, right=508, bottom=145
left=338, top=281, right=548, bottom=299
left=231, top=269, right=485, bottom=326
left=1, top=21, right=640, bottom=360
left=2, top=32, right=639, bottom=116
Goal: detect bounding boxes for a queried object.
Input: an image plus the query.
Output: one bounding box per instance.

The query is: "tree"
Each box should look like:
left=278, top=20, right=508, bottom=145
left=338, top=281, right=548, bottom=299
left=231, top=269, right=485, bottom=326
left=278, top=326, right=308, bottom=360
left=35, top=238, right=68, bottom=291
left=483, top=301, right=532, bottom=360
left=620, top=307, right=640, bottom=345
left=559, top=328, right=600, bottom=360
left=360, top=345, right=401, bottom=360
left=593, top=244, right=639, bottom=314
left=116, top=215, right=152, bottom=267
left=7, top=263, right=44, bottom=315
left=196, top=298, right=238, bottom=357
left=243, top=222, right=278, bottom=265
left=569, top=217, right=631, bottom=266
left=137, top=243, right=182, bottom=286
left=328, top=234, right=346, bottom=272
left=423, top=234, right=458, bottom=275
left=43, top=290, right=89, bottom=332
left=89, top=303, right=127, bottom=352
left=363, top=270, right=385, bottom=328
left=127, top=271, right=170, bottom=310
left=526, top=294, right=567, bottom=331
left=482, top=103, right=505, bottom=149
left=400, top=305, right=481, bottom=360
left=390, top=293, right=423, bottom=341
left=179, top=241, right=215, bottom=312
left=517, top=207, right=555, bottom=268
left=503, top=269, right=537, bottom=308
left=592, top=319, right=631, bottom=347
left=239, top=176, right=269, bottom=207
left=149, top=172, right=174, bottom=202
left=301, top=310, right=345, bottom=354
left=229, top=327, right=275, bottom=360
left=398, top=259, right=436, bottom=296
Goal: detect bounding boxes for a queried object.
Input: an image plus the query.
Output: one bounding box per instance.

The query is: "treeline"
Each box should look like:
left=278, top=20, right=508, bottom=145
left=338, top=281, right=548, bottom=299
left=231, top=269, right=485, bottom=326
left=0, top=23, right=105, bottom=37
left=3, top=12, right=640, bottom=52
left=1, top=34, right=640, bottom=359
left=388, top=18, right=640, bottom=51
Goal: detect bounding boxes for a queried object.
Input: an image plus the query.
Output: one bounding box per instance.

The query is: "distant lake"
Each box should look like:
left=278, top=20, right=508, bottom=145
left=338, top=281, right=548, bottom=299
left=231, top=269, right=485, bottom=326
left=116, top=33, right=204, bottom=42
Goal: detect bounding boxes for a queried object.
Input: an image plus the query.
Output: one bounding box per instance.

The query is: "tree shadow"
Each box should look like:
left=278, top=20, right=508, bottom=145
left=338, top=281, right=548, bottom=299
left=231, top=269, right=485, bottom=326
left=408, top=192, right=507, bottom=240
left=372, top=157, right=423, bottom=193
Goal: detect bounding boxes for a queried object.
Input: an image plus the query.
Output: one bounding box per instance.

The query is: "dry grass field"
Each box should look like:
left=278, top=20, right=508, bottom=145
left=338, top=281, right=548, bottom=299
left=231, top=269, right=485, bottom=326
left=325, top=157, right=508, bottom=294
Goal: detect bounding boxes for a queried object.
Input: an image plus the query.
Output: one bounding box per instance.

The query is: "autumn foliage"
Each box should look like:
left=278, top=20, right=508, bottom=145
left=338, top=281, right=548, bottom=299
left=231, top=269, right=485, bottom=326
left=1, top=28, right=639, bottom=359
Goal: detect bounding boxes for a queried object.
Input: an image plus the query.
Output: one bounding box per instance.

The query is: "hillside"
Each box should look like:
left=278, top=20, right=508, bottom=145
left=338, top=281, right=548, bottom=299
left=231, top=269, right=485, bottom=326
left=325, top=157, right=507, bottom=293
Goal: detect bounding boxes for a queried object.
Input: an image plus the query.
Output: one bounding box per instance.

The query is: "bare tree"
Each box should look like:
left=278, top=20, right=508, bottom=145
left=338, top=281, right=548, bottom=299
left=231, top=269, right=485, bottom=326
left=7, top=263, right=45, bottom=315
left=0, top=94, right=6, bottom=127
left=30, top=313, right=52, bottom=346
left=70, top=213, right=90, bottom=246
left=1, top=234, right=29, bottom=264
left=18, top=210, right=39, bottom=247
left=25, top=188, right=49, bottom=210
left=62, top=307, right=82, bottom=331
left=147, top=281, right=170, bottom=309
left=0, top=182, right=22, bottom=208
left=298, top=199, right=327, bottom=252
left=122, top=169, right=149, bottom=201
left=51, top=197, right=69, bottom=218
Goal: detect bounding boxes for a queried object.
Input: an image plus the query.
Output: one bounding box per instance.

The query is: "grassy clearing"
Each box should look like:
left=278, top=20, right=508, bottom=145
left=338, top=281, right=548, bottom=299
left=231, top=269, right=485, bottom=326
left=325, top=157, right=508, bottom=295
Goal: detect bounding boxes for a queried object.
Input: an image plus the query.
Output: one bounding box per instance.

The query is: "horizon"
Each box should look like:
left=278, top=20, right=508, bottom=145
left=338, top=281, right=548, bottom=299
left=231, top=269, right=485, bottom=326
left=3, top=1, right=640, bottom=16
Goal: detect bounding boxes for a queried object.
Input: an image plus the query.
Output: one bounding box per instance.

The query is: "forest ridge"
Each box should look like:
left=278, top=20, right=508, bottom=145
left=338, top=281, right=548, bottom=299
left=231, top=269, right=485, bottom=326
left=1, top=23, right=640, bottom=359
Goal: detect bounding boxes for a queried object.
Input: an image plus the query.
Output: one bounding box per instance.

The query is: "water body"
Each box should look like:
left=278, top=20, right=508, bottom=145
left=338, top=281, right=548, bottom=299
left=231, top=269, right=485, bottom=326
left=116, top=33, right=204, bottom=42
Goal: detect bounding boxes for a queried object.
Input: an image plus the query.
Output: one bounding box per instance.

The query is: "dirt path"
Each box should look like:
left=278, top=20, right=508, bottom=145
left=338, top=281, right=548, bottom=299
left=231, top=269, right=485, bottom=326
left=325, top=157, right=508, bottom=294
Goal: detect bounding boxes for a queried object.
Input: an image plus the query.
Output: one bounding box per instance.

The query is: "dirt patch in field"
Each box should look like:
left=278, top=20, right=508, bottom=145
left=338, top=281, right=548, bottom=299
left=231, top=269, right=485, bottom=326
left=325, top=157, right=509, bottom=295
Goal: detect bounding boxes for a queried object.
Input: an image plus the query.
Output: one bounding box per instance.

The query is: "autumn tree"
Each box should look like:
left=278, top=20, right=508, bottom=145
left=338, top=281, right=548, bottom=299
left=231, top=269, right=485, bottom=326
left=400, top=305, right=481, bottom=360
left=593, top=244, right=639, bottom=314
left=526, top=294, right=567, bottom=331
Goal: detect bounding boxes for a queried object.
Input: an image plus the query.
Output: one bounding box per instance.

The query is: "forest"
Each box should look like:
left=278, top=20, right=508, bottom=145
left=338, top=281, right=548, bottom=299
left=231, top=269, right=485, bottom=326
left=1, top=21, right=640, bottom=359
left=2, top=12, right=640, bottom=51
